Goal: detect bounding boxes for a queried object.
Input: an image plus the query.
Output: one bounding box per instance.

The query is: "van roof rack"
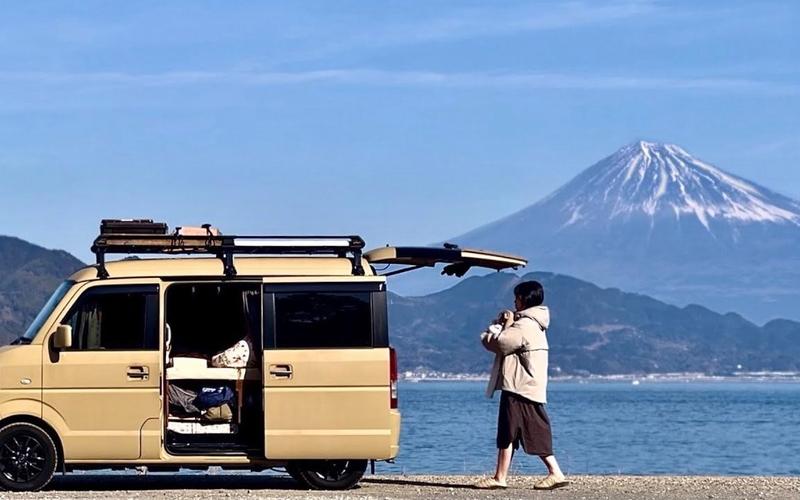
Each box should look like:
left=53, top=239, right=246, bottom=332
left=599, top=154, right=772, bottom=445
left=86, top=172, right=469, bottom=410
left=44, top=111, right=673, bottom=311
left=91, top=219, right=366, bottom=279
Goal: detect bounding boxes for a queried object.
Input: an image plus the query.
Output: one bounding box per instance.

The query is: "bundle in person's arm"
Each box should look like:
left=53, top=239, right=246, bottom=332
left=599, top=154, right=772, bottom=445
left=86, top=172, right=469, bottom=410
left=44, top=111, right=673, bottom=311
left=480, top=310, right=523, bottom=355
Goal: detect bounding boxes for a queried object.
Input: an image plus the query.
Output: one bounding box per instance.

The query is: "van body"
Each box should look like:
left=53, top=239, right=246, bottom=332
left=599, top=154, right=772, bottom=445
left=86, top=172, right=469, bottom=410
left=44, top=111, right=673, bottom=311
left=0, top=223, right=525, bottom=491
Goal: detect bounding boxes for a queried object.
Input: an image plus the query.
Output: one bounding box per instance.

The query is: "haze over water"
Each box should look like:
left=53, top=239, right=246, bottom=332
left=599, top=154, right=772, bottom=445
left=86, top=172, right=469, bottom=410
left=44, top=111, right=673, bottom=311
left=382, top=381, right=800, bottom=476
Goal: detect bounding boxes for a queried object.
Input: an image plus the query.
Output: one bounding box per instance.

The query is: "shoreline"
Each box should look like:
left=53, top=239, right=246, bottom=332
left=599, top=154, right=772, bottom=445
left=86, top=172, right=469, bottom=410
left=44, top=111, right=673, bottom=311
left=7, top=474, right=798, bottom=499
left=400, top=371, right=800, bottom=383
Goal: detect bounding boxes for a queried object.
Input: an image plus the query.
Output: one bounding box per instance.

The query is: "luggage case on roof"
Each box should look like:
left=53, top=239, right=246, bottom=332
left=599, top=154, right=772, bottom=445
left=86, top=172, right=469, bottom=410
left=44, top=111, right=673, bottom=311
left=100, top=219, right=168, bottom=235
left=176, top=225, right=221, bottom=237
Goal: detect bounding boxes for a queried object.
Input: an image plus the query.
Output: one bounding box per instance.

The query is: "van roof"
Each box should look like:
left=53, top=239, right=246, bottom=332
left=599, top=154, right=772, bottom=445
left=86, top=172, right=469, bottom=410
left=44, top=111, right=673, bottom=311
left=69, top=256, right=378, bottom=282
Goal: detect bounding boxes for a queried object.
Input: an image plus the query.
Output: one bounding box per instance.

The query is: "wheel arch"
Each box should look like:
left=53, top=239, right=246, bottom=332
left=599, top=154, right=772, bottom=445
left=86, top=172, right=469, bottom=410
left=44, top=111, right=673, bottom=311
left=0, top=415, right=65, bottom=472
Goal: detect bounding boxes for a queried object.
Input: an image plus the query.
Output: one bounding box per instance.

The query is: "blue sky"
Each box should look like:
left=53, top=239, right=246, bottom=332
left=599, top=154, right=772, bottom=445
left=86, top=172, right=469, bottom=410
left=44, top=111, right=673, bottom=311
left=0, top=0, right=797, bottom=262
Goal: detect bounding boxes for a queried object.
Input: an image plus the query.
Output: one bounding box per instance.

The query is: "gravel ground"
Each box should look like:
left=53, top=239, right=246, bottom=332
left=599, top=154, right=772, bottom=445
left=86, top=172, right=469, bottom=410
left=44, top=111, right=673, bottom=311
left=0, top=474, right=798, bottom=500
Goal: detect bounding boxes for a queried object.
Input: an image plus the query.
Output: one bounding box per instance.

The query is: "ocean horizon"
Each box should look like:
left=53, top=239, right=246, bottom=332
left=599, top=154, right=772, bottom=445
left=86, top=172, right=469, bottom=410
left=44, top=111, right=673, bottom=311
left=379, top=380, right=800, bottom=476
left=400, top=371, right=800, bottom=383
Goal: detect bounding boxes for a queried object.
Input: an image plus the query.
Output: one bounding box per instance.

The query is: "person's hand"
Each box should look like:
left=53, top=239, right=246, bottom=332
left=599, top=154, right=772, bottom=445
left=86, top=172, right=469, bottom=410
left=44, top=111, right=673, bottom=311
left=499, top=309, right=514, bottom=328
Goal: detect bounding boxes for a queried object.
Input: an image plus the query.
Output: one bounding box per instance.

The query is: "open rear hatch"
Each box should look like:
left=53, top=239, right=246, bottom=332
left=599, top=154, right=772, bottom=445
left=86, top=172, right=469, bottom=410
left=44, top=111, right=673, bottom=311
left=364, top=245, right=527, bottom=277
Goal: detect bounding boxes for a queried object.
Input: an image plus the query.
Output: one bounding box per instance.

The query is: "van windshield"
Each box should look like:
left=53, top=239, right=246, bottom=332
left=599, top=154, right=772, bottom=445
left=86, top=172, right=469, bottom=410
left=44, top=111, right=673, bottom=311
left=17, top=280, right=74, bottom=343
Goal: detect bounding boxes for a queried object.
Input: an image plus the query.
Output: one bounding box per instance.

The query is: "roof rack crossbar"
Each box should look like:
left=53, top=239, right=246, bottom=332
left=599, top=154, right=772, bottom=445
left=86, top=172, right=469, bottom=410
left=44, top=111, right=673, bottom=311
left=91, top=233, right=366, bottom=278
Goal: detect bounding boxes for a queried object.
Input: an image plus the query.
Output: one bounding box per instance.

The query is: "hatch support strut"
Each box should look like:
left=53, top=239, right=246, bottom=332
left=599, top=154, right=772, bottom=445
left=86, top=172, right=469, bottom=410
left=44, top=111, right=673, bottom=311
left=381, top=265, right=426, bottom=277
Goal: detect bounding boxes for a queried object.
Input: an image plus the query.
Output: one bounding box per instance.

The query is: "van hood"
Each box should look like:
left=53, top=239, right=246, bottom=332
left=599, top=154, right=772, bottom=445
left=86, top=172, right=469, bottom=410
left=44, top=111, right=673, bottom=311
left=0, top=344, right=19, bottom=355
left=0, top=344, right=42, bottom=390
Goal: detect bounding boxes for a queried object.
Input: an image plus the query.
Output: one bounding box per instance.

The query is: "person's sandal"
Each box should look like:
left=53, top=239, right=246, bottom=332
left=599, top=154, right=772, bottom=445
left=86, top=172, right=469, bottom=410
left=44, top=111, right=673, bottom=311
left=473, top=477, right=508, bottom=489
left=533, top=475, right=569, bottom=490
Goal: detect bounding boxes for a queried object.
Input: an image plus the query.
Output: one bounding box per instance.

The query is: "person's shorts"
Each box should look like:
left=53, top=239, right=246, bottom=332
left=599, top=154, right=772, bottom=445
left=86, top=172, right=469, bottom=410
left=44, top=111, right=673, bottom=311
left=496, top=390, right=553, bottom=456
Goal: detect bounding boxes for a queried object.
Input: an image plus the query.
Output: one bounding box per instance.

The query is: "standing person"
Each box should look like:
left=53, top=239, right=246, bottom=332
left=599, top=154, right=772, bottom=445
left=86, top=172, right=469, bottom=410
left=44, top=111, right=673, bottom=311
left=474, top=280, right=568, bottom=490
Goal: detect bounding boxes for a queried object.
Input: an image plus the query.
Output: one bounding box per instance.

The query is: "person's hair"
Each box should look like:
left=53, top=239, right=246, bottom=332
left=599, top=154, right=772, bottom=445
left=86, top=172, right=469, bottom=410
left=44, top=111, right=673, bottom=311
left=514, top=280, right=544, bottom=308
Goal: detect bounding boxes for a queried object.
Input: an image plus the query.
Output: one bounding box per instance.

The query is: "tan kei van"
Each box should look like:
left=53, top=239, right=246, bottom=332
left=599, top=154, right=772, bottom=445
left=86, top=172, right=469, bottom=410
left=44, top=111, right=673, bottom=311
left=0, top=220, right=526, bottom=491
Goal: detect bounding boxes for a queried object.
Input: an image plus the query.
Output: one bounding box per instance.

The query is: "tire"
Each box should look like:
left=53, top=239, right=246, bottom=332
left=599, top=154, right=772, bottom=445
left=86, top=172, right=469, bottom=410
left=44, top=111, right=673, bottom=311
left=0, top=422, right=58, bottom=492
left=288, top=460, right=367, bottom=490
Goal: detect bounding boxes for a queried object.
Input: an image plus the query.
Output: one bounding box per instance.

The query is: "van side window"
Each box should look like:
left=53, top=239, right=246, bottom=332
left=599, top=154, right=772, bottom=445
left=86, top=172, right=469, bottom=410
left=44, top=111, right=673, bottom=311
left=274, top=292, right=372, bottom=348
left=62, top=285, right=158, bottom=351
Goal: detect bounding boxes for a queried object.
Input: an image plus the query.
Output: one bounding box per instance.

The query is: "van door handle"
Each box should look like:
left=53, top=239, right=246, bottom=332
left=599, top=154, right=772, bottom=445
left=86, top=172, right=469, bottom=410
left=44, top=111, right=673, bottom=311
left=127, top=366, right=150, bottom=381
left=269, top=364, right=293, bottom=379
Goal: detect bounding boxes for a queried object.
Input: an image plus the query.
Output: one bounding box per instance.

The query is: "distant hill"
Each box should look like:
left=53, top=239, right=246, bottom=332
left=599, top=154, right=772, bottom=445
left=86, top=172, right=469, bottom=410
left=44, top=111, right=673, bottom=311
left=3, top=234, right=798, bottom=376
left=388, top=271, right=800, bottom=375
left=0, top=236, right=84, bottom=343
left=394, top=141, right=800, bottom=324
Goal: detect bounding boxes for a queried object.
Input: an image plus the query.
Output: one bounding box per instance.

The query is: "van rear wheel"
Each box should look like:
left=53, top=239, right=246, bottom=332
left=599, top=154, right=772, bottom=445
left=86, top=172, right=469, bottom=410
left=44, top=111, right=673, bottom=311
left=0, top=422, right=58, bottom=492
left=287, top=459, right=367, bottom=490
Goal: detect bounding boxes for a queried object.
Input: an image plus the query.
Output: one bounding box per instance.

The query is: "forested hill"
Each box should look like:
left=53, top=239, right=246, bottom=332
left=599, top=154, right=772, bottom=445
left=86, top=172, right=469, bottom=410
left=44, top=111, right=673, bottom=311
left=388, top=271, right=800, bottom=375
left=0, top=236, right=84, bottom=343
left=2, top=234, right=798, bottom=376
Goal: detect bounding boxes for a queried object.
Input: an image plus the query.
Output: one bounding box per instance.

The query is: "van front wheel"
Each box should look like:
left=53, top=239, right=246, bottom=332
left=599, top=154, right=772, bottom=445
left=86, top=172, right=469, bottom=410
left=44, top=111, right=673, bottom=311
left=287, top=459, right=367, bottom=490
left=0, top=422, right=58, bottom=492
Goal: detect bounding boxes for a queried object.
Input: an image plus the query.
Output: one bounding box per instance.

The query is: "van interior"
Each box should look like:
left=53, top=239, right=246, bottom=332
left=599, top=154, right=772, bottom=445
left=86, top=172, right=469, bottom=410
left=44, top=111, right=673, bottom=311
left=164, top=282, right=262, bottom=455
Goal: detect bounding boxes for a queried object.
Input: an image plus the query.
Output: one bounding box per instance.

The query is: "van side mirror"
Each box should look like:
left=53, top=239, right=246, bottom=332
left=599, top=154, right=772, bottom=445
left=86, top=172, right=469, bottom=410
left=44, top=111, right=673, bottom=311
left=53, top=325, right=72, bottom=349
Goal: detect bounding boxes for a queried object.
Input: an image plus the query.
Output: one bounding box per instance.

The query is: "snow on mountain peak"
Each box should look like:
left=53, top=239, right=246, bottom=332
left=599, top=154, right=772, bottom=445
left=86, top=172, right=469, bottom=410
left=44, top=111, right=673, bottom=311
left=555, top=141, right=800, bottom=230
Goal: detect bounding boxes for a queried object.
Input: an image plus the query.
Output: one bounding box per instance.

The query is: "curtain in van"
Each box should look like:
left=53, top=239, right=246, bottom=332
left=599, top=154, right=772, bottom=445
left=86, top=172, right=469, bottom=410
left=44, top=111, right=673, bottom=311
left=242, top=289, right=260, bottom=363
left=72, top=304, right=102, bottom=349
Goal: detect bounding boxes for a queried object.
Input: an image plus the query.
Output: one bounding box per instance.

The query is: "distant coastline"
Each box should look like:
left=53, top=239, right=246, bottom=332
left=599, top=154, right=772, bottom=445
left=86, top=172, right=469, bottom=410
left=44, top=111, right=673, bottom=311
left=400, top=370, right=800, bottom=383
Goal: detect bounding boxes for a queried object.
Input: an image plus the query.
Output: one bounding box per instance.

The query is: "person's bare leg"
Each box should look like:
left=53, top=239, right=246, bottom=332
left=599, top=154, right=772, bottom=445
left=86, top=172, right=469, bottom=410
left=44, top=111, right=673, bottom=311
left=540, top=455, right=564, bottom=478
left=493, top=444, right=514, bottom=485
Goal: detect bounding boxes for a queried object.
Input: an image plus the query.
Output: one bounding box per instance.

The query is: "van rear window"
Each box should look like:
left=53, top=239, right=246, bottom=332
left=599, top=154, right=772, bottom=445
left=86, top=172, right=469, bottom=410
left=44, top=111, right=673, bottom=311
left=273, top=292, right=372, bottom=348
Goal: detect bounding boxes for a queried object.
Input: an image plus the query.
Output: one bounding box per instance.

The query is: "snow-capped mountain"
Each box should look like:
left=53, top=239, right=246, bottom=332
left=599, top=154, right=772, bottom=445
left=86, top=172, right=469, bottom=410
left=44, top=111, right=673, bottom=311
left=397, top=141, right=800, bottom=323
left=546, top=141, right=800, bottom=231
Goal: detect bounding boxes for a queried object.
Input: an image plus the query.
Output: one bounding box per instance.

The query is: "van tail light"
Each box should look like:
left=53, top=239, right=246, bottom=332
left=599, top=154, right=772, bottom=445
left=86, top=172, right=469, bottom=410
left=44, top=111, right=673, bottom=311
left=389, top=347, right=398, bottom=409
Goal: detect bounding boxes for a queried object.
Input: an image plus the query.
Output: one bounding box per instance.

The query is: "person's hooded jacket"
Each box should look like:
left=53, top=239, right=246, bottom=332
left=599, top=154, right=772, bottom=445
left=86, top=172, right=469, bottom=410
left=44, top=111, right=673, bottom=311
left=480, top=305, right=550, bottom=403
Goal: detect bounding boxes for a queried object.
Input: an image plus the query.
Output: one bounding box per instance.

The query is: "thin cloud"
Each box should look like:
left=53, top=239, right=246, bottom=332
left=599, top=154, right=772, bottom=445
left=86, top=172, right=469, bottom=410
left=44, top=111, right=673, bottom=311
left=277, top=1, right=661, bottom=64
left=0, top=69, right=797, bottom=95
left=745, top=136, right=800, bottom=155
left=357, top=1, right=659, bottom=46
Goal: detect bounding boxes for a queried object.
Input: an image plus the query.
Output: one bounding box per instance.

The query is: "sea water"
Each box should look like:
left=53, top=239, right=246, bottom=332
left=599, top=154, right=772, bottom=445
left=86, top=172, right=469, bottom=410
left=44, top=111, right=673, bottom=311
left=381, top=381, right=800, bottom=476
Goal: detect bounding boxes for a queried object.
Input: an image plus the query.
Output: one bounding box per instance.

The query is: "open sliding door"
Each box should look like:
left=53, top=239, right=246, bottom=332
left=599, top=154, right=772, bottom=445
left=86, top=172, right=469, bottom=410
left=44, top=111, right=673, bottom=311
left=262, top=281, right=394, bottom=459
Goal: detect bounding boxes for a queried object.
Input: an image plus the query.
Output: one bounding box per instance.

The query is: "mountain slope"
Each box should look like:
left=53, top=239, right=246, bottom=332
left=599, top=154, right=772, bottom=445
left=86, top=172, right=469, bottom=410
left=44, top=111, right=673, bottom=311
left=2, top=233, right=796, bottom=375
left=445, top=141, right=800, bottom=323
left=540, top=141, right=800, bottom=229
left=0, top=236, right=85, bottom=343
left=389, top=271, right=800, bottom=375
